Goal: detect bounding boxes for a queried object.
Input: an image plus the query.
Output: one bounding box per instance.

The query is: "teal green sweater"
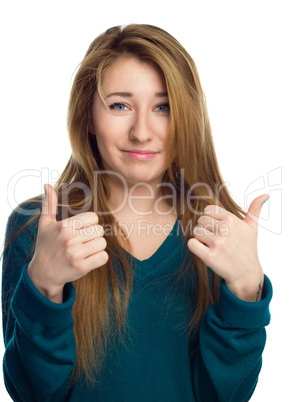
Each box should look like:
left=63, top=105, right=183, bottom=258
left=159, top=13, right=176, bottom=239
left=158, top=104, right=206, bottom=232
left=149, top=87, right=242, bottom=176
left=2, top=207, right=272, bottom=401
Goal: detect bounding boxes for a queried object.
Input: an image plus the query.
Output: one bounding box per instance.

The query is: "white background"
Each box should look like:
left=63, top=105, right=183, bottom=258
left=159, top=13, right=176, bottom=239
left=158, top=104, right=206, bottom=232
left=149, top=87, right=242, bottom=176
left=0, top=1, right=288, bottom=400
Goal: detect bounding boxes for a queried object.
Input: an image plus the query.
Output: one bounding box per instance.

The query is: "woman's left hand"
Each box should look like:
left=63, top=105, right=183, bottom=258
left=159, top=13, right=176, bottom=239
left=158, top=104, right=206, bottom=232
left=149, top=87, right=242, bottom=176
left=187, top=194, right=269, bottom=302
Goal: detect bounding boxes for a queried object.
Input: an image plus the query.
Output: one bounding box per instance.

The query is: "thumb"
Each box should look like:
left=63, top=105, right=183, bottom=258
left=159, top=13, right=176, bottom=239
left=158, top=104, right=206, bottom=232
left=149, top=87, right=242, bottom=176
left=40, top=184, right=58, bottom=224
left=243, top=193, right=269, bottom=229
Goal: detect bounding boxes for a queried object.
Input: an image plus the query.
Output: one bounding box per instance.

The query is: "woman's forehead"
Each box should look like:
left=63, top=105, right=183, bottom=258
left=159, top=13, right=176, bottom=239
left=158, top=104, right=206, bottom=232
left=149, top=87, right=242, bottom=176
left=100, top=57, right=167, bottom=94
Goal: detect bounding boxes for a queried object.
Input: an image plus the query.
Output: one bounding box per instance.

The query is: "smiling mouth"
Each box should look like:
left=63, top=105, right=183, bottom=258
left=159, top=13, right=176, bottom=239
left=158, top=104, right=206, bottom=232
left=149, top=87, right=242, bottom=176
left=122, top=150, right=158, bottom=160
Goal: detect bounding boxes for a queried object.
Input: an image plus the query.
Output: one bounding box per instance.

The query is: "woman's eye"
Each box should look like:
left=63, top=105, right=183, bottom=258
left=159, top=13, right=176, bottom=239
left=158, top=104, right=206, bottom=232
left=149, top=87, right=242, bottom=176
left=108, top=103, right=128, bottom=111
left=155, top=103, right=170, bottom=113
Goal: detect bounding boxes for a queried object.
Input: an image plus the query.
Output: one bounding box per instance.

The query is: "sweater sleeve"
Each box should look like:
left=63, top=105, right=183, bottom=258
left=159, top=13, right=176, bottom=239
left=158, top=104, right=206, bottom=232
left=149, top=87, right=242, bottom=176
left=192, top=275, right=272, bottom=402
left=2, top=207, right=77, bottom=402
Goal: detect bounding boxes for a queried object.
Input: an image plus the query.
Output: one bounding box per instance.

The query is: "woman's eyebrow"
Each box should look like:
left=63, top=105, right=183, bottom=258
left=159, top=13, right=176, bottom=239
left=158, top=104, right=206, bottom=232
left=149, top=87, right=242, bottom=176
left=105, top=91, right=168, bottom=98
left=106, top=92, right=133, bottom=98
left=155, top=92, right=168, bottom=97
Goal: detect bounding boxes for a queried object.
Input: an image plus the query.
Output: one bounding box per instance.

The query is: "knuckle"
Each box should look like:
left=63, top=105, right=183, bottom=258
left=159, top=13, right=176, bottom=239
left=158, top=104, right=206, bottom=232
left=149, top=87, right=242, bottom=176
left=103, top=250, right=109, bottom=262
left=197, top=216, right=204, bottom=226
left=66, top=248, right=77, bottom=265
left=78, top=227, right=90, bottom=237
left=204, top=205, right=213, bottom=214
left=213, top=235, right=225, bottom=248
left=85, top=211, right=99, bottom=224
left=65, top=236, right=75, bottom=248
left=81, top=250, right=108, bottom=273
left=219, top=222, right=229, bottom=236
left=225, top=214, right=234, bottom=225
left=210, top=236, right=220, bottom=248
left=102, top=237, right=107, bottom=249
left=99, top=250, right=109, bottom=265
left=62, top=234, right=76, bottom=250
left=193, top=224, right=202, bottom=236
left=71, top=218, right=83, bottom=231
left=97, top=237, right=107, bottom=250
left=95, top=225, right=104, bottom=237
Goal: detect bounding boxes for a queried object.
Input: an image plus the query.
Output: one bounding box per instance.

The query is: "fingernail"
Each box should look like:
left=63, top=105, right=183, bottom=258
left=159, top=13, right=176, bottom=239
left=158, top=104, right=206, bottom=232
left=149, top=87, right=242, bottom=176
left=263, top=197, right=269, bottom=205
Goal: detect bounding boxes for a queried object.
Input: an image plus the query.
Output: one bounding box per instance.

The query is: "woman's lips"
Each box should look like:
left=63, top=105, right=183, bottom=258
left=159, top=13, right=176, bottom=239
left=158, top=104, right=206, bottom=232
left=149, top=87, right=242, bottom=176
left=123, top=150, right=158, bottom=160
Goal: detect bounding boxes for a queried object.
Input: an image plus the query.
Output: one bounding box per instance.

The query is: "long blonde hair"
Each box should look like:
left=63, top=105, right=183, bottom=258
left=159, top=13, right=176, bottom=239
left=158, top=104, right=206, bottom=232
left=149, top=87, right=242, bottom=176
left=5, top=24, right=246, bottom=385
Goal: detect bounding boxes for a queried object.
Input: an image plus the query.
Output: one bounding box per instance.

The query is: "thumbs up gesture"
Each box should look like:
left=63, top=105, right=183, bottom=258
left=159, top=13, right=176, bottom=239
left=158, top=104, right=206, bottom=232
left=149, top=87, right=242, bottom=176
left=187, top=194, right=269, bottom=302
left=27, top=184, right=109, bottom=303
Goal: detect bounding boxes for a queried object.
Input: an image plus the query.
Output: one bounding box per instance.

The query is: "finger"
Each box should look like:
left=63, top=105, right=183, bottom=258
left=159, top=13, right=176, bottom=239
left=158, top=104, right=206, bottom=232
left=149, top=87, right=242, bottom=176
left=80, top=250, right=109, bottom=273
left=193, top=224, right=216, bottom=246
left=244, top=194, right=269, bottom=229
left=187, top=238, right=210, bottom=263
left=203, top=204, right=228, bottom=220
left=72, top=225, right=105, bottom=243
left=71, top=237, right=107, bottom=261
left=63, top=212, right=99, bottom=229
left=40, top=184, right=58, bottom=224
left=197, top=215, right=219, bottom=234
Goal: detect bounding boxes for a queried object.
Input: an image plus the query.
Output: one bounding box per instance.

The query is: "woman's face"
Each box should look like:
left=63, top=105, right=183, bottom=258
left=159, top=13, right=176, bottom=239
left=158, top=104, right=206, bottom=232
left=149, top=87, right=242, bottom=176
left=90, top=57, right=170, bottom=189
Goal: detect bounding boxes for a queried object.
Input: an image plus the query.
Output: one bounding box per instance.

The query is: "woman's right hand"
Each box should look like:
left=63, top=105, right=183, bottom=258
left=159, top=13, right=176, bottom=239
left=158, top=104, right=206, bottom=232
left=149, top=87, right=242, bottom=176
left=27, top=184, right=109, bottom=303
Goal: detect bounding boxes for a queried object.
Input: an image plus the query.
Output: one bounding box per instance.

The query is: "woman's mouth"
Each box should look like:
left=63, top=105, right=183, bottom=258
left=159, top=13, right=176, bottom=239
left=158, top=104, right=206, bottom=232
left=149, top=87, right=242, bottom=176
left=122, top=150, right=158, bottom=160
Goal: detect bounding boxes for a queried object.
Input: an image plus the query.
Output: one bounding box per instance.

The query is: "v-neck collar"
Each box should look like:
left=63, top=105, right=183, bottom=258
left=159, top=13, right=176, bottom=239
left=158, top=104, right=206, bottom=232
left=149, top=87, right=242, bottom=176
left=120, top=217, right=186, bottom=281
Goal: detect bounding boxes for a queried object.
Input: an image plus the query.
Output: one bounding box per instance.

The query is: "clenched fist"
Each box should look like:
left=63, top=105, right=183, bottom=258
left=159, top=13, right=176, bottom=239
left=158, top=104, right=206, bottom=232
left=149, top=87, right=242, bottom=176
left=27, top=184, right=108, bottom=303
left=188, top=194, right=269, bottom=302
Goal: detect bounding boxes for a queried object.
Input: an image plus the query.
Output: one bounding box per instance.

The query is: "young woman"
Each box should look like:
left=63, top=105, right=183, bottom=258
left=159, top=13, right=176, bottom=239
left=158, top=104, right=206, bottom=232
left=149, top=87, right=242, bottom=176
left=2, top=24, right=272, bottom=401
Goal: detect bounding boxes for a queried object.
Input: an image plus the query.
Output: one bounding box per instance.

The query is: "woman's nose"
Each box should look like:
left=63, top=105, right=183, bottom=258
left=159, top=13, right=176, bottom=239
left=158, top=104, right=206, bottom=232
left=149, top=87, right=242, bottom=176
left=129, top=112, right=153, bottom=142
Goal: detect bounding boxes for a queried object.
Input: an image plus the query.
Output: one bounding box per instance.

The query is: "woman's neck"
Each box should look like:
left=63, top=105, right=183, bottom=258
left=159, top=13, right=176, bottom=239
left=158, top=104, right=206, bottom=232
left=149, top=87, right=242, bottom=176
left=106, top=179, right=175, bottom=220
